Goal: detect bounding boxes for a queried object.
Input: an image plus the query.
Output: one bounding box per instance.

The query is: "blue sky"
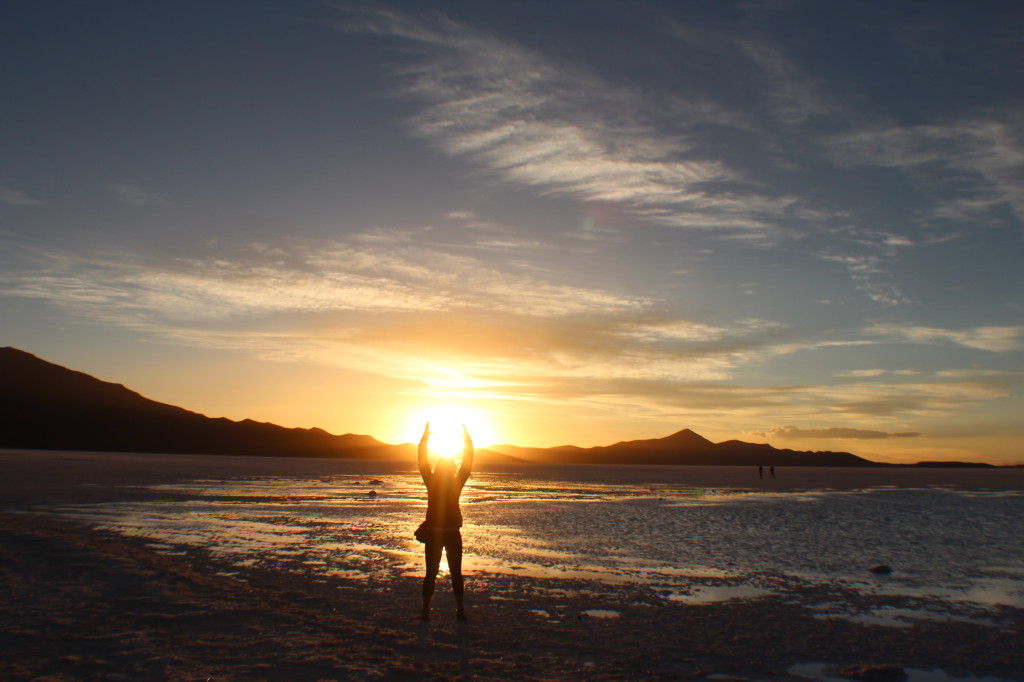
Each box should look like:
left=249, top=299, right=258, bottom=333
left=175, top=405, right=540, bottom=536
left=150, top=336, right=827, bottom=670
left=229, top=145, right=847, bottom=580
left=2, top=1, right=1022, bottom=462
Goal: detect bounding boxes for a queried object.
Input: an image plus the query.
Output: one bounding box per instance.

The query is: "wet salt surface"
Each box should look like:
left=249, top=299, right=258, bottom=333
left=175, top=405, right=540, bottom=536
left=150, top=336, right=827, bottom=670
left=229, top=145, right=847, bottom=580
left=45, top=467, right=1024, bottom=629
left=582, top=609, right=620, bottom=618
left=789, top=662, right=1012, bottom=682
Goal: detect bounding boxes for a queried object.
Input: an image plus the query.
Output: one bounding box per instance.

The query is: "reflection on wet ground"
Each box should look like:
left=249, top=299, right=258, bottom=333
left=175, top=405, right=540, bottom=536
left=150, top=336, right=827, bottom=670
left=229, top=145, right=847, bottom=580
left=46, top=469, right=1024, bottom=629
left=665, top=584, right=771, bottom=604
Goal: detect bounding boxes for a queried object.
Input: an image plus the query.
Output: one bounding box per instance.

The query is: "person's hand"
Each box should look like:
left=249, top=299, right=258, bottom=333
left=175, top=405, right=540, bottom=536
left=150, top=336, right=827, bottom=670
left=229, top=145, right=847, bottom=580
left=422, top=421, right=431, bottom=439
left=462, top=424, right=472, bottom=444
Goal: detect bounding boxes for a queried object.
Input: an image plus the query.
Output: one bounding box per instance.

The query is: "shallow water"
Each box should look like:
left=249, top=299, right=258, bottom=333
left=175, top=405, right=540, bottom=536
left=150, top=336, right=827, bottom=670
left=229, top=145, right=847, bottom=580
left=47, top=465, right=1024, bottom=628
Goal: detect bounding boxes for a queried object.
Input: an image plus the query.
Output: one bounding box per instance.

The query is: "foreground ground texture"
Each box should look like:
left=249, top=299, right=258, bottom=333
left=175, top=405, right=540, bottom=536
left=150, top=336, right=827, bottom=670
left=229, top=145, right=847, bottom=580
left=1, top=450, right=1021, bottom=681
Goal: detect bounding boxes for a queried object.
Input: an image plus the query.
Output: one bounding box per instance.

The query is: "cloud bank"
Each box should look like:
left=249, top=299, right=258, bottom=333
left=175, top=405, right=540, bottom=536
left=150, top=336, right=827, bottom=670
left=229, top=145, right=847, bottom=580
left=763, top=426, right=922, bottom=441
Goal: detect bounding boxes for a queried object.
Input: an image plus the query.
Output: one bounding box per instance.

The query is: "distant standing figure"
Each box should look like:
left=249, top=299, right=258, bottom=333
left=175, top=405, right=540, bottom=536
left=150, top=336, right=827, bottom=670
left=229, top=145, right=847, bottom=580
left=415, top=421, right=473, bottom=621
left=758, top=465, right=763, bottom=479
left=770, top=465, right=776, bottom=479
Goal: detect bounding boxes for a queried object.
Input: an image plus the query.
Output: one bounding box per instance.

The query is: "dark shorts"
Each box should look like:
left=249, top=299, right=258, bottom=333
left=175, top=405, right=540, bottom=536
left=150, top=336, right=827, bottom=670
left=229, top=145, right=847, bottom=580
left=414, top=524, right=461, bottom=546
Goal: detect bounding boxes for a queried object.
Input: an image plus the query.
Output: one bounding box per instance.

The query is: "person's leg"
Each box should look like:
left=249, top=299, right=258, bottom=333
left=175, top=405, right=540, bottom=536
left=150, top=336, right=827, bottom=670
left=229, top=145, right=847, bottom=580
left=421, top=538, right=443, bottom=620
left=445, top=531, right=467, bottom=620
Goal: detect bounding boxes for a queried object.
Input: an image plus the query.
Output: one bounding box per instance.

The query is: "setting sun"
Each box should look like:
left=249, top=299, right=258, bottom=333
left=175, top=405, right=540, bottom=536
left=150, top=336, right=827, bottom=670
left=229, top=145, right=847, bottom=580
left=408, top=404, right=498, bottom=457
left=428, top=424, right=465, bottom=459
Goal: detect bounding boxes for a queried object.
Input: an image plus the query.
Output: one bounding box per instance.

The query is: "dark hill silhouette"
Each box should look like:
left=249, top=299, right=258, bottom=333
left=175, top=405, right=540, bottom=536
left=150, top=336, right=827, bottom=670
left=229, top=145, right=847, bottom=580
left=0, top=347, right=407, bottom=459
left=490, top=428, right=876, bottom=467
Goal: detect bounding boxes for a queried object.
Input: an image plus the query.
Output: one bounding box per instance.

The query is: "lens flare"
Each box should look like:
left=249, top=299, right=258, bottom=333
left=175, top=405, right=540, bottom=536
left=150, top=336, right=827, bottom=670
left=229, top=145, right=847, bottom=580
left=428, top=422, right=465, bottom=458
left=408, top=403, right=497, bottom=458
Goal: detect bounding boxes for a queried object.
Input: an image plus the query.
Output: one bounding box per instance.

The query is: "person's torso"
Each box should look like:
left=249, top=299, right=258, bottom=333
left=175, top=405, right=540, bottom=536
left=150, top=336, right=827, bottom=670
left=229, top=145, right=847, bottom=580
left=424, top=476, right=465, bottom=528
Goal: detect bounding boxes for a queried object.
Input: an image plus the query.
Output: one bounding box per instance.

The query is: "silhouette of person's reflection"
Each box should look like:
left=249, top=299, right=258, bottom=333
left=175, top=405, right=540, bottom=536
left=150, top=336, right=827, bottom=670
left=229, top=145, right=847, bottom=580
left=415, top=421, right=473, bottom=621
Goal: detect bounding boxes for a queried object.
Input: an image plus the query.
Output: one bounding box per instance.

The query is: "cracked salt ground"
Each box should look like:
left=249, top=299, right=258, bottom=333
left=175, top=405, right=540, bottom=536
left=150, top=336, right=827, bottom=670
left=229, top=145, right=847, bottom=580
left=44, top=466, right=1024, bottom=628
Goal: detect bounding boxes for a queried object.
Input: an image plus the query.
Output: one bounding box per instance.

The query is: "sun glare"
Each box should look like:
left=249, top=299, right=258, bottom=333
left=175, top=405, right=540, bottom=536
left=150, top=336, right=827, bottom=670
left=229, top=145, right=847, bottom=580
left=429, top=424, right=465, bottom=459
left=408, top=404, right=497, bottom=458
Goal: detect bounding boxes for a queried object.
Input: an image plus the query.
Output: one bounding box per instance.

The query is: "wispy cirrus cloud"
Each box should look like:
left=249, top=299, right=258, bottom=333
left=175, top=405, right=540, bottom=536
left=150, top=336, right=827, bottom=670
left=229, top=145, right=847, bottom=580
left=341, top=5, right=1024, bottom=310
left=817, top=252, right=909, bottom=306
left=807, top=113, right=1024, bottom=305
left=737, top=39, right=837, bottom=125
left=762, top=425, right=921, bottom=440
left=342, top=6, right=797, bottom=237
left=0, top=233, right=804, bottom=393
left=442, top=371, right=1017, bottom=427
left=835, top=369, right=889, bottom=378
left=865, top=323, right=1024, bottom=352
left=0, top=239, right=646, bottom=321
left=781, top=378, right=1007, bottom=421
left=825, top=113, right=1024, bottom=223
left=109, top=182, right=171, bottom=206
left=0, top=187, right=42, bottom=206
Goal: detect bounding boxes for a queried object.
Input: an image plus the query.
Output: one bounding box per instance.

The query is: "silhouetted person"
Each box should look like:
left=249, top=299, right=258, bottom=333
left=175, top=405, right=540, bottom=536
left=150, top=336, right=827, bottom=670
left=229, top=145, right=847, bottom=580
left=758, top=465, right=763, bottom=479
left=415, top=421, right=473, bottom=621
left=770, top=465, right=776, bottom=479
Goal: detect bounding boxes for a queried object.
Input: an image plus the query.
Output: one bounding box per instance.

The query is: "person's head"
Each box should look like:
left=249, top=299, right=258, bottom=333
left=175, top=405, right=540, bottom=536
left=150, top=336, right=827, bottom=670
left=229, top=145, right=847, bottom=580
left=433, top=456, right=457, bottom=479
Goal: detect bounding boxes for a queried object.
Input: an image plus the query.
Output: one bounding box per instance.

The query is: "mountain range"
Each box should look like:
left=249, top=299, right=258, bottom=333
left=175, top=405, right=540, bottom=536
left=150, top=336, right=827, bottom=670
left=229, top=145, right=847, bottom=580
left=1, top=346, right=889, bottom=466
left=489, top=428, right=875, bottom=466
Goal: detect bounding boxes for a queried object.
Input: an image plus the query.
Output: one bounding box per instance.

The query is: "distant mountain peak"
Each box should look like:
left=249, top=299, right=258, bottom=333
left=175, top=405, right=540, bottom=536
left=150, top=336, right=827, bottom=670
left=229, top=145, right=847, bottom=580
left=607, top=427, right=715, bottom=452
left=663, top=428, right=714, bottom=444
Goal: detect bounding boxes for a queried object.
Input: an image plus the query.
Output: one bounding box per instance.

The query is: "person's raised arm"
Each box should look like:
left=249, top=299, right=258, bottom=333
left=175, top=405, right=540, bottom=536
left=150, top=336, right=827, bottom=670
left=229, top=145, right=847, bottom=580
left=458, top=424, right=474, bottom=483
left=418, top=421, right=431, bottom=484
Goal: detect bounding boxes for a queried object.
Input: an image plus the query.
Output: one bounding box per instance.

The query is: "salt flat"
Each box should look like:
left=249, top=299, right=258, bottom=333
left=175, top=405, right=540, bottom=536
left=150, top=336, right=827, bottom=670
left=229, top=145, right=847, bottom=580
left=2, top=449, right=1022, bottom=681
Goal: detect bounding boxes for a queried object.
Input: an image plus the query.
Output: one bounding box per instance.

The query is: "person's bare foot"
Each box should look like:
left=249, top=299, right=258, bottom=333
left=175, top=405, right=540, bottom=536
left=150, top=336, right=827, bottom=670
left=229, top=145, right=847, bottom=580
left=420, top=610, right=431, bottom=621
left=456, top=610, right=468, bottom=621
